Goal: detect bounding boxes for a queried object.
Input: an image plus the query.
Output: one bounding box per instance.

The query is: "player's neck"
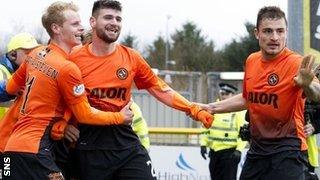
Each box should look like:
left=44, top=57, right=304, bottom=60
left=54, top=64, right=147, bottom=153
left=90, top=36, right=116, bottom=56
left=50, top=39, right=73, bottom=55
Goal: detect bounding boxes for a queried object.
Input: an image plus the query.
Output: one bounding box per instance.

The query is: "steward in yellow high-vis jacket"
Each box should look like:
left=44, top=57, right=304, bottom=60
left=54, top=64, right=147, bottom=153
left=0, top=33, right=39, bottom=119
left=304, top=99, right=320, bottom=180
left=131, top=101, right=150, bottom=152
left=200, top=83, right=247, bottom=180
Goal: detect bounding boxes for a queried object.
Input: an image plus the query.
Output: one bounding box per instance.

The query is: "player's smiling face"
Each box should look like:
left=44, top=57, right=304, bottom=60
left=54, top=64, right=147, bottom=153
left=254, top=18, right=287, bottom=60
left=91, top=8, right=122, bottom=44
left=59, top=10, right=84, bottom=48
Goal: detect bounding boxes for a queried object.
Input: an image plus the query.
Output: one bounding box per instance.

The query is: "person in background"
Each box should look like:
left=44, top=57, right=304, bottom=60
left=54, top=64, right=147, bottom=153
left=200, top=83, right=246, bottom=180
left=0, top=33, right=39, bottom=115
left=131, top=101, right=150, bottom=152
left=304, top=98, right=320, bottom=180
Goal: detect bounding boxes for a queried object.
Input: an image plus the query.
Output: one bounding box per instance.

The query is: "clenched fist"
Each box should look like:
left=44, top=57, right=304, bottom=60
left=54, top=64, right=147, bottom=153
left=190, top=104, right=213, bottom=128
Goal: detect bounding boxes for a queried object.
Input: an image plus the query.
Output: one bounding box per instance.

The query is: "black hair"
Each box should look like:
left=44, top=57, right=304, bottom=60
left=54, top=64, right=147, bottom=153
left=256, top=6, right=287, bottom=30
left=92, top=0, right=122, bottom=17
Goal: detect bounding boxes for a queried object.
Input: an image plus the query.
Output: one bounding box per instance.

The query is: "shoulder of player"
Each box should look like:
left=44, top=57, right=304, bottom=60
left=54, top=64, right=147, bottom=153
left=56, top=61, right=81, bottom=80
left=118, top=44, right=142, bottom=57
left=59, top=60, right=80, bottom=72
left=69, top=44, right=86, bottom=60
left=245, top=51, right=261, bottom=64
left=285, top=49, right=303, bottom=64
left=28, top=45, right=48, bottom=57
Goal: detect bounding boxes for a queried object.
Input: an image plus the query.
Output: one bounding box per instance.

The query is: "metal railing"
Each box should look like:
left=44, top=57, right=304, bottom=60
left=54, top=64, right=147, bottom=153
left=148, top=127, right=203, bottom=146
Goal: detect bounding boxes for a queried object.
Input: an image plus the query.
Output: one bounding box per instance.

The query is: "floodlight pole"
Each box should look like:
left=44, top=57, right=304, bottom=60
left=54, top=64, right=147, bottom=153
left=165, top=15, right=171, bottom=70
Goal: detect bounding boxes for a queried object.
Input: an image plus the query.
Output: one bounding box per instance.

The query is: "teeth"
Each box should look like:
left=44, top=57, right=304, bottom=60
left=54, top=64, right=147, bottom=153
left=107, top=29, right=117, bottom=33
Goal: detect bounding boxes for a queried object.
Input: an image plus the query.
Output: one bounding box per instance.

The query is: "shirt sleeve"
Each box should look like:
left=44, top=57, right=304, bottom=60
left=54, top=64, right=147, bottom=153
left=57, top=62, right=87, bottom=105
left=12, top=61, right=27, bottom=87
left=132, top=51, right=158, bottom=89
left=6, top=62, right=27, bottom=95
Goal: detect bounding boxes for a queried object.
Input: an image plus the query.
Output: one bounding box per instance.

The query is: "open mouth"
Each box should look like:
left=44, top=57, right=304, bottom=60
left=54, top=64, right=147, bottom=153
left=106, top=26, right=119, bottom=35
left=75, top=34, right=82, bottom=40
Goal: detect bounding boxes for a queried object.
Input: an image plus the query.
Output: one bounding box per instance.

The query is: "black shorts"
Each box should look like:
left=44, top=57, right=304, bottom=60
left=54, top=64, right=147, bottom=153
left=75, top=145, right=156, bottom=180
left=2, top=152, right=63, bottom=180
left=53, top=140, right=79, bottom=180
left=240, top=150, right=308, bottom=180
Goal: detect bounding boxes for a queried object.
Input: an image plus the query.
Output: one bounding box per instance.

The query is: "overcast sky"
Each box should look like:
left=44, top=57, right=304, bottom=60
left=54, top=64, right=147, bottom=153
left=0, top=0, right=287, bottom=51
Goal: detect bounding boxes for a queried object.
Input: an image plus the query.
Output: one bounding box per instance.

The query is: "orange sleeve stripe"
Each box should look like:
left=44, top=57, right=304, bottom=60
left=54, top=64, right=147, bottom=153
left=69, top=99, right=124, bottom=125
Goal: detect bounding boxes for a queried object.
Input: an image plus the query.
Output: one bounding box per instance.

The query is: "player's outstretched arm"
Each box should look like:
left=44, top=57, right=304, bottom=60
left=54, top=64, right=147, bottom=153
left=206, top=94, right=247, bottom=114
left=146, top=83, right=213, bottom=128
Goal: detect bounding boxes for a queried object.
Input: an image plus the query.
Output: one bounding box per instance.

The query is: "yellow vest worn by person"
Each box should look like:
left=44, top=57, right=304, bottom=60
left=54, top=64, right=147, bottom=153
left=307, top=135, right=319, bottom=167
left=131, top=101, right=150, bottom=151
left=200, top=110, right=247, bottom=152
left=0, top=64, right=12, bottom=119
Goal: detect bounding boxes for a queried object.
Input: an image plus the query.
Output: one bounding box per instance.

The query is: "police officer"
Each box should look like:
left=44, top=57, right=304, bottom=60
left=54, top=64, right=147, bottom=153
left=0, top=33, right=39, bottom=117
left=200, top=83, right=247, bottom=180
left=131, top=101, right=151, bottom=152
left=304, top=99, right=320, bottom=180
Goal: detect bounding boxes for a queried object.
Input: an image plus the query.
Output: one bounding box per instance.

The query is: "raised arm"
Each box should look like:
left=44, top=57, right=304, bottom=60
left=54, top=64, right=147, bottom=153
left=294, top=55, right=320, bottom=102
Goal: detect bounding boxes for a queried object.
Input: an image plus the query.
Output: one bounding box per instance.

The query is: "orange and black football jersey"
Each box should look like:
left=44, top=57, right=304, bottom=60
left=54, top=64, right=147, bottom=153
left=69, top=44, right=159, bottom=150
left=243, top=48, right=307, bottom=156
left=5, top=43, right=86, bottom=154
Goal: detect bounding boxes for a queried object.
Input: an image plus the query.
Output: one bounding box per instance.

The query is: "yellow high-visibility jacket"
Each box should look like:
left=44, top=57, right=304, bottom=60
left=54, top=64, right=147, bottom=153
left=131, top=102, right=150, bottom=151
left=200, top=110, right=247, bottom=152
left=307, top=135, right=319, bottom=167
left=0, top=64, right=12, bottom=119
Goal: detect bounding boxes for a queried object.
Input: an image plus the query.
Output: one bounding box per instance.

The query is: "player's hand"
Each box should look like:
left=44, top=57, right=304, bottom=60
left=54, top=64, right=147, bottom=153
left=120, top=100, right=134, bottom=125
left=193, top=102, right=213, bottom=114
left=200, top=146, right=207, bottom=160
left=294, top=55, right=317, bottom=88
left=51, top=120, right=67, bottom=140
left=64, top=125, right=79, bottom=143
left=304, top=123, right=315, bottom=137
left=190, top=104, right=213, bottom=128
